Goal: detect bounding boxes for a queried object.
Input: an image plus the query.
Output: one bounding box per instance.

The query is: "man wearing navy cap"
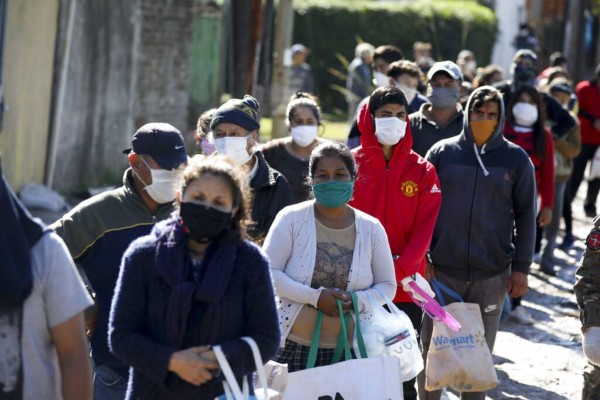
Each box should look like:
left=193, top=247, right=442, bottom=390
left=52, top=123, right=187, bottom=400
left=410, top=60, right=465, bottom=157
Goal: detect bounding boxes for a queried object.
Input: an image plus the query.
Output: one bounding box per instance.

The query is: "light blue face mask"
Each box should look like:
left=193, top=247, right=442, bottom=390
left=312, top=180, right=354, bottom=208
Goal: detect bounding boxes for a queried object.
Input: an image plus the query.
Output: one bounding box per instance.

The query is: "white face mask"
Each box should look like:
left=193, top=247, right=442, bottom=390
left=290, top=125, right=318, bottom=147
left=374, top=117, right=407, bottom=146
left=215, top=135, right=252, bottom=165
left=374, top=71, right=389, bottom=87
left=466, top=60, right=477, bottom=72
left=138, top=158, right=181, bottom=204
left=396, top=83, right=418, bottom=104
left=512, top=102, right=538, bottom=127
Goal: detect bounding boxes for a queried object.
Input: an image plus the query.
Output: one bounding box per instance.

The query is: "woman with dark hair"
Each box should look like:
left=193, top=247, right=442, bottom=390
left=503, top=84, right=555, bottom=322
left=109, top=155, right=280, bottom=399
left=263, top=141, right=396, bottom=372
left=262, top=92, right=328, bottom=203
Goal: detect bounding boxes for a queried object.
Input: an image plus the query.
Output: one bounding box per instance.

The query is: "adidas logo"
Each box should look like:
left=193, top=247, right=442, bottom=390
left=430, top=184, right=441, bottom=193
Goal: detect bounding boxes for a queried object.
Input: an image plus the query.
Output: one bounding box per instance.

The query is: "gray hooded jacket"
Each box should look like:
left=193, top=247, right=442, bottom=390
left=425, top=86, right=536, bottom=281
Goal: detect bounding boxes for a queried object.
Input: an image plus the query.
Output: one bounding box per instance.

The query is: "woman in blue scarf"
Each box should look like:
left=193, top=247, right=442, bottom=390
left=109, top=155, right=280, bottom=399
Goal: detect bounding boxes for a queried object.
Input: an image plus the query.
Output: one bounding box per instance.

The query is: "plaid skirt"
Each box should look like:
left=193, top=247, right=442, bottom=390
left=274, top=339, right=356, bottom=372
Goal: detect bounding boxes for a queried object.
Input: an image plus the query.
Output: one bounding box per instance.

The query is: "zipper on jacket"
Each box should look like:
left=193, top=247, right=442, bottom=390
left=466, top=163, right=480, bottom=282
left=384, top=165, right=390, bottom=227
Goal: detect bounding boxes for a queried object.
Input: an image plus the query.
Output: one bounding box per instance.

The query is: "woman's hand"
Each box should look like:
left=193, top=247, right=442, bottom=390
left=168, top=346, right=219, bottom=386
left=538, top=207, right=553, bottom=227
left=317, top=288, right=352, bottom=316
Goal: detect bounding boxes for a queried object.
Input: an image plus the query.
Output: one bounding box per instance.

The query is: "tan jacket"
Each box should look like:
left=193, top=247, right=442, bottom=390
left=554, top=110, right=581, bottom=182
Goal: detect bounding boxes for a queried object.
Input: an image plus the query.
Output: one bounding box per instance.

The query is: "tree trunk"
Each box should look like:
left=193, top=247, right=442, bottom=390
left=269, top=0, right=294, bottom=139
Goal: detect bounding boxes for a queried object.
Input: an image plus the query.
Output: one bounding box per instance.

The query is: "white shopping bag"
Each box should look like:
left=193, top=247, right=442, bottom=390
left=357, top=289, right=423, bottom=382
left=214, top=337, right=283, bottom=400
left=286, top=356, right=403, bottom=400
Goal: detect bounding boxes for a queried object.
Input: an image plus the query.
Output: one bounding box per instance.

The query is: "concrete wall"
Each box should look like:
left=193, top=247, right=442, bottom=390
left=48, top=0, right=138, bottom=191
left=48, top=0, right=194, bottom=192
left=132, top=0, right=193, bottom=134
left=0, top=0, right=59, bottom=190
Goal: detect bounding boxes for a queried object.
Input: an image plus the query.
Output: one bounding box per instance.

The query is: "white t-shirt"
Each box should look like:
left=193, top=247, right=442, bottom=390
left=0, top=232, right=93, bottom=399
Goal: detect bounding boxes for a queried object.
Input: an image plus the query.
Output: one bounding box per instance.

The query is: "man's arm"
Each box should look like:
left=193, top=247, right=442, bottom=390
left=50, top=313, right=93, bottom=400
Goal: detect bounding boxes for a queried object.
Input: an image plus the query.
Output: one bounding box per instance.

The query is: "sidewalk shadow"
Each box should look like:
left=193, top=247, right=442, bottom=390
left=486, top=368, right=571, bottom=399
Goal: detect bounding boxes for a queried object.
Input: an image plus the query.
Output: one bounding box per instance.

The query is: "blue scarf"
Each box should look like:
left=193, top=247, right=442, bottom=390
left=154, top=217, right=237, bottom=347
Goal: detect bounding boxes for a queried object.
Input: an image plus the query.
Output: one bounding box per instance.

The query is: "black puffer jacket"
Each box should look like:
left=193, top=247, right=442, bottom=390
left=249, top=151, right=293, bottom=241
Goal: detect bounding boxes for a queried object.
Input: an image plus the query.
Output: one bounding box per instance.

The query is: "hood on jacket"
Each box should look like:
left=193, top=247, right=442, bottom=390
left=462, top=85, right=506, bottom=176
left=357, top=97, right=413, bottom=156
left=463, top=85, right=506, bottom=149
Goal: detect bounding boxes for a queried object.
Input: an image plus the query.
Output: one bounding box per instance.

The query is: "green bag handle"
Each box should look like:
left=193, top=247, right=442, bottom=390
left=306, top=292, right=368, bottom=369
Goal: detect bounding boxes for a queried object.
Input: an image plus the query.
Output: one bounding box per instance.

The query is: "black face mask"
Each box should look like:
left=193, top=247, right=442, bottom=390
left=179, top=202, right=232, bottom=243
left=513, top=64, right=536, bottom=84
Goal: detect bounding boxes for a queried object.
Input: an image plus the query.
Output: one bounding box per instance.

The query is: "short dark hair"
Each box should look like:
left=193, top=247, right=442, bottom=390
left=369, top=86, right=408, bottom=115
left=469, top=87, right=502, bottom=115
left=387, top=60, right=422, bottom=80
left=373, top=45, right=404, bottom=65
left=308, top=142, right=357, bottom=184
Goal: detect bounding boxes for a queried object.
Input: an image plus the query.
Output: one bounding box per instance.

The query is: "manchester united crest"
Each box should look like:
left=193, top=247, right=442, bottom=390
left=586, top=230, right=600, bottom=251
left=401, top=180, right=418, bottom=197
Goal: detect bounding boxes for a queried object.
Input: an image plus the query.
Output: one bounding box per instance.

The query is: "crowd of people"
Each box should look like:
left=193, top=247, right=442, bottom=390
left=2, top=33, right=600, bottom=400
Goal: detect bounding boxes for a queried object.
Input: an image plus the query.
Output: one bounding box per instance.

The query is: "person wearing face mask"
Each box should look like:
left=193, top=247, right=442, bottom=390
left=387, top=60, right=428, bottom=114
left=109, top=155, right=280, bottom=399
left=349, top=86, right=441, bottom=400
left=421, top=86, right=536, bottom=400
left=263, top=142, right=396, bottom=372
left=346, top=45, right=404, bottom=149
left=494, top=49, right=576, bottom=142
left=262, top=92, right=328, bottom=203
left=456, top=49, right=477, bottom=83
left=503, top=85, right=555, bottom=285
left=211, top=95, right=292, bottom=241
left=194, top=108, right=217, bottom=155
left=410, top=61, right=465, bottom=157
left=52, top=122, right=188, bottom=400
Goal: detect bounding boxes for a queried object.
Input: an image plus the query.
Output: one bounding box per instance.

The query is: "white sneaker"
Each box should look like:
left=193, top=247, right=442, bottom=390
left=510, top=306, right=535, bottom=325
left=532, top=252, right=541, bottom=264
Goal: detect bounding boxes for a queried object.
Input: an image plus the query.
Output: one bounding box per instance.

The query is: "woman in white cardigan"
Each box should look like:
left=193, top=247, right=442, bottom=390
left=263, top=141, right=396, bottom=372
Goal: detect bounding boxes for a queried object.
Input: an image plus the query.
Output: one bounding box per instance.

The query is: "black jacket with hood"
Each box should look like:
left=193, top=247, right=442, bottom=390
left=425, top=86, right=536, bottom=281
left=249, top=151, right=292, bottom=241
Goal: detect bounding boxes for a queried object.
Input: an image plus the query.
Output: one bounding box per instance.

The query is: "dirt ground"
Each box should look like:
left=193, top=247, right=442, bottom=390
left=443, top=184, right=593, bottom=400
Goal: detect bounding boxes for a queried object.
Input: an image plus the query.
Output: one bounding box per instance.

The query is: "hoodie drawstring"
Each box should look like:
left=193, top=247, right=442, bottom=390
left=473, top=143, right=490, bottom=176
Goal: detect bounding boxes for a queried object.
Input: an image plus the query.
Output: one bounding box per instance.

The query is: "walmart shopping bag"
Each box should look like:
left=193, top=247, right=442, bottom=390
left=425, top=280, right=498, bottom=392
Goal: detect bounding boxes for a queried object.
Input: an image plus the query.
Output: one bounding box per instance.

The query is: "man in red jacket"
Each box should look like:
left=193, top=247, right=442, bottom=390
left=349, top=86, right=442, bottom=400
left=567, top=65, right=600, bottom=217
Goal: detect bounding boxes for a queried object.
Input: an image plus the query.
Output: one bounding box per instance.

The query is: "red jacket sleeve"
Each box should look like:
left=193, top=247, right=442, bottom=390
left=539, top=129, right=555, bottom=210
left=394, top=164, right=442, bottom=279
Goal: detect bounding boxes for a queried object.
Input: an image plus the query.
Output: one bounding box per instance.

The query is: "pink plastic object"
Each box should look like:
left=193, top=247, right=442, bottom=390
left=404, top=280, right=462, bottom=332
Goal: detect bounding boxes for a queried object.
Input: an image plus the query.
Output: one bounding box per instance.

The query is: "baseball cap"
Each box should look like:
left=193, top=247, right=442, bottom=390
left=427, top=61, right=463, bottom=81
left=291, top=43, right=308, bottom=54
left=123, top=123, right=187, bottom=170
left=548, top=80, right=572, bottom=95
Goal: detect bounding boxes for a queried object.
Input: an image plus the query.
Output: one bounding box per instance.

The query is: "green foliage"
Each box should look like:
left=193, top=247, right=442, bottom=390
left=293, top=0, right=497, bottom=115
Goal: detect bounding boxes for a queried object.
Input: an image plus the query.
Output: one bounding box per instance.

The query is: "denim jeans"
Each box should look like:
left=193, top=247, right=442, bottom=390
left=94, top=365, right=128, bottom=400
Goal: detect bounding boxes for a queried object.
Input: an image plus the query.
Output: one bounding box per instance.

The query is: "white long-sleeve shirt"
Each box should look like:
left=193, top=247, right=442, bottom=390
left=263, top=200, right=397, bottom=346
